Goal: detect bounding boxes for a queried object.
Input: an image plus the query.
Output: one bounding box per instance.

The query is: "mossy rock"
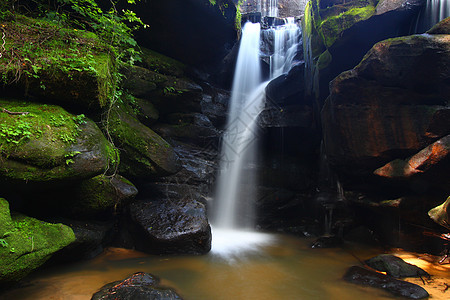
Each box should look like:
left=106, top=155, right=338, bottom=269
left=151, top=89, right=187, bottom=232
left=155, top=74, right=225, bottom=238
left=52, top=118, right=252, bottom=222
left=0, top=99, right=115, bottom=182
left=108, top=102, right=181, bottom=179
left=318, top=1, right=377, bottom=48
left=0, top=15, right=116, bottom=110
left=68, top=174, right=138, bottom=216
left=140, top=48, right=186, bottom=77
left=427, top=17, right=450, bottom=35
left=0, top=198, right=75, bottom=284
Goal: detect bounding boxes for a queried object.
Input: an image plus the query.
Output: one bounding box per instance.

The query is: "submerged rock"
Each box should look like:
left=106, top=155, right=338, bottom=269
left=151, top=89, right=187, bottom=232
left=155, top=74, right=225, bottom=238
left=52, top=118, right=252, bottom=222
left=428, top=196, right=450, bottom=230
left=343, top=266, right=429, bottom=299
left=92, top=272, right=182, bottom=300
left=128, top=198, right=211, bottom=255
left=365, top=254, right=429, bottom=278
left=311, top=235, right=343, bottom=248
left=0, top=198, right=75, bottom=285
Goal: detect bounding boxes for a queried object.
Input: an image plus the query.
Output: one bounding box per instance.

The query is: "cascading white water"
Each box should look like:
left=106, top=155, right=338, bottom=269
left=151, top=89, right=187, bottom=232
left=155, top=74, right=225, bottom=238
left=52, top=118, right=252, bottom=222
left=270, top=17, right=300, bottom=78
left=414, top=0, right=450, bottom=33
left=211, top=20, right=301, bottom=259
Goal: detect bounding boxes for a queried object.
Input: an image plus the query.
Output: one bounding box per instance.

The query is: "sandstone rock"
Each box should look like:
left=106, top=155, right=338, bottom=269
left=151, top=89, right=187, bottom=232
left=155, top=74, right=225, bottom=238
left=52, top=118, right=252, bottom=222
left=427, top=16, right=450, bottom=34
left=322, top=33, right=450, bottom=178
left=374, top=135, right=450, bottom=180
left=428, top=196, right=450, bottom=230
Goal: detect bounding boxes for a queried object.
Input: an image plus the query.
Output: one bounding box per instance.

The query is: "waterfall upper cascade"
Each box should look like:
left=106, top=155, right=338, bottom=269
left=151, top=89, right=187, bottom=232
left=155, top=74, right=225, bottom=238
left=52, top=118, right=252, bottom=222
left=211, top=19, right=301, bottom=259
left=414, top=0, right=450, bottom=33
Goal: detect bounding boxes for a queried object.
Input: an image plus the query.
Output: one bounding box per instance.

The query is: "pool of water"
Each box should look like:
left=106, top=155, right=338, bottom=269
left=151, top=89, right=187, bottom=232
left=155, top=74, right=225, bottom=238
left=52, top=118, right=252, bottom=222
left=1, top=234, right=449, bottom=300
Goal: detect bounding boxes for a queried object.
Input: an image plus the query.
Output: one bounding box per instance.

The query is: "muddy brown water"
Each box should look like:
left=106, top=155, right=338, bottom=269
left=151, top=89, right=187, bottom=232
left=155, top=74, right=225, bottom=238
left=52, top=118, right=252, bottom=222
left=1, top=234, right=449, bottom=300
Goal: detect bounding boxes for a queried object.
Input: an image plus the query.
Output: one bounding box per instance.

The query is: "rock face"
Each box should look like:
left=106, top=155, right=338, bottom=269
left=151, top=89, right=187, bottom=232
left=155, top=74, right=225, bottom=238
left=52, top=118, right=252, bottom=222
left=343, top=266, right=429, bottom=299
left=127, top=198, right=211, bottom=255
left=0, top=100, right=114, bottom=183
left=92, top=272, right=182, bottom=300
left=374, top=135, right=450, bottom=182
left=302, top=0, right=426, bottom=107
left=365, top=254, right=429, bottom=278
left=322, top=32, right=450, bottom=183
left=127, top=0, right=238, bottom=68
left=0, top=198, right=75, bottom=285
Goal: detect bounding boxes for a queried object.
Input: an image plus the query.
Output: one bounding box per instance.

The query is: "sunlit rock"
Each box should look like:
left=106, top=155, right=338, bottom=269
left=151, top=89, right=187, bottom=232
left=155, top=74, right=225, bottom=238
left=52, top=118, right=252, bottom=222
left=428, top=196, right=450, bottom=230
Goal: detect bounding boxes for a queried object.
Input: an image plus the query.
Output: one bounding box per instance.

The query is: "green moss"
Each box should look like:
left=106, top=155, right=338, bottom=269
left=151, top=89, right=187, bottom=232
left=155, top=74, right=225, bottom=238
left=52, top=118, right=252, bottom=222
left=0, top=100, right=83, bottom=158
left=141, top=48, right=186, bottom=77
left=0, top=15, right=116, bottom=108
left=319, top=4, right=376, bottom=48
left=317, top=50, right=332, bottom=70
left=0, top=198, right=75, bottom=284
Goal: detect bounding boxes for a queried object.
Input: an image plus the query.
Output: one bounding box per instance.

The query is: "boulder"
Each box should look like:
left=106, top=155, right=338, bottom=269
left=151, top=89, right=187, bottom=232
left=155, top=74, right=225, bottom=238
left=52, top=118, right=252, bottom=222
left=0, top=15, right=115, bottom=110
left=428, top=196, right=450, bottom=230
left=365, top=254, right=429, bottom=278
left=108, top=102, right=181, bottom=179
left=374, top=135, right=450, bottom=182
left=265, top=63, right=307, bottom=106
left=302, top=0, right=426, bottom=107
left=322, top=32, right=450, bottom=180
left=0, top=100, right=115, bottom=183
left=128, top=198, right=211, bottom=255
left=65, top=174, right=138, bottom=216
left=427, top=17, right=450, bottom=34
left=343, top=266, right=429, bottom=299
left=92, top=272, right=182, bottom=300
left=0, top=198, right=75, bottom=285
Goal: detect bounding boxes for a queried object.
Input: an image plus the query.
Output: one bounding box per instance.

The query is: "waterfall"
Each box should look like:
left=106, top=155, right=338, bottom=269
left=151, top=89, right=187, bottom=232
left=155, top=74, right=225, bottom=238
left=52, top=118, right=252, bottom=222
left=413, top=0, right=450, bottom=33
left=270, top=17, right=300, bottom=78
left=211, top=19, right=301, bottom=258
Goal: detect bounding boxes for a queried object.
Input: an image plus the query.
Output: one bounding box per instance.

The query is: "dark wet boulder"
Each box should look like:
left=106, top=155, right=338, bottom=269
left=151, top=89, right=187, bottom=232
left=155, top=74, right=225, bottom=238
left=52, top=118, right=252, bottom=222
left=50, top=219, right=114, bottom=262
left=0, top=100, right=115, bottom=183
left=127, top=198, right=211, bottom=255
left=265, top=63, right=307, bottom=106
left=0, top=198, right=75, bottom=285
left=343, top=266, right=429, bottom=299
left=428, top=196, right=450, bottom=230
left=92, top=272, right=182, bottom=300
left=365, top=254, right=429, bottom=278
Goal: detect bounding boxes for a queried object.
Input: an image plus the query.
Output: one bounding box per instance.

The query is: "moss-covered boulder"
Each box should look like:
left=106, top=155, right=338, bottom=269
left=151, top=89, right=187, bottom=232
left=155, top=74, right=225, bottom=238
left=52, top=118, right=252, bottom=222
left=66, top=174, right=138, bottom=216
left=0, top=16, right=115, bottom=110
left=108, top=102, right=181, bottom=179
left=0, top=99, right=115, bottom=182
left=0, top=198, right=75, bottom=284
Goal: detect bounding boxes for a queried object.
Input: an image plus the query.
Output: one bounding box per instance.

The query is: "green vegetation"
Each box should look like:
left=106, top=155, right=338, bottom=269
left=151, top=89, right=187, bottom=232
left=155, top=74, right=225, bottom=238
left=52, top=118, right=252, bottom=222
left=0, top=198, right=75, bottom=284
